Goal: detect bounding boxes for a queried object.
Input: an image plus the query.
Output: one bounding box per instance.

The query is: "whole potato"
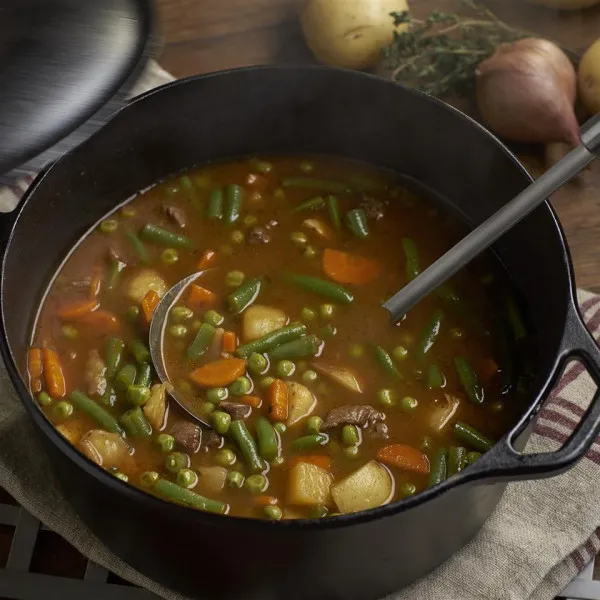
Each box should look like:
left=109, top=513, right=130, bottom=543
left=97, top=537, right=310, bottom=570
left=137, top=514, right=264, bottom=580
left=526, top=0, right=600, bottom=8
left=579, top=39, right=600, bottom=114
left=300, top=0, right=410, bottom=71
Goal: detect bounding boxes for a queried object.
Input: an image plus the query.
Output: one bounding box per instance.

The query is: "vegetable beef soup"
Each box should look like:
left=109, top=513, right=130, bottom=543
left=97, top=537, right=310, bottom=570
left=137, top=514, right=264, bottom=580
left=27, top=156, right=531, bottom=520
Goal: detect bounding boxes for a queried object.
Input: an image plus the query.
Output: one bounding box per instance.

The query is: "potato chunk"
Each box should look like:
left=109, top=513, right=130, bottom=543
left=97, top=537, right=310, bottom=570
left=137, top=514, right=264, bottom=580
left=288, top=462, right=333, bottom=506
left=78, top=430, right=130, bottom=469
left=286, top=382, right=317, bottom=426
left=126, top=269, right=167, bottom=304
left=242, top=305, right=286, bottom=341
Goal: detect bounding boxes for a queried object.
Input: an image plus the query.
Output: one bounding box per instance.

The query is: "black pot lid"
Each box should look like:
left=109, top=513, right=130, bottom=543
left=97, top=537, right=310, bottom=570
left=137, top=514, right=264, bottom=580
left=0, top=0, right=156, bottom=180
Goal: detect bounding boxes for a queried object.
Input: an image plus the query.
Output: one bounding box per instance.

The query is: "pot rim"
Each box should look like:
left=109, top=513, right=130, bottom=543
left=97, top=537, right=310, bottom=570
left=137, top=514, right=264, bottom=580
left=1, top=64, right=577, bottom=531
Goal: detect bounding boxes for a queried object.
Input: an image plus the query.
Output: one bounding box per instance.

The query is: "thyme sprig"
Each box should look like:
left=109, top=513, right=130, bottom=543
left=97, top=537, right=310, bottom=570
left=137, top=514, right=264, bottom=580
left=382, top=0, right=529, bottom=97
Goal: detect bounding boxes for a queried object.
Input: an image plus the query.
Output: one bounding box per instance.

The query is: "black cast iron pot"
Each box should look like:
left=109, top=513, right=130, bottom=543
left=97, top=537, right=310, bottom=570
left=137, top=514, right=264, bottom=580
left=2, top=66, right=600, bottom=600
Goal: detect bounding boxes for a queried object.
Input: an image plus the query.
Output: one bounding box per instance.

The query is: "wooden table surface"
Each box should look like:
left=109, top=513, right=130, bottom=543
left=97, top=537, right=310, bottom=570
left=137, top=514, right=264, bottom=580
left=156, top=0, right=600, bottom=293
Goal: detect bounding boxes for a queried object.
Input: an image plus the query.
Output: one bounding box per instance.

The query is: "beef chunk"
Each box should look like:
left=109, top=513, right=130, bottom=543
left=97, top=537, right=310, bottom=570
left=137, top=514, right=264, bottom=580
left=248, top=226, right=270, bottom=244
left=163, top=204, right=187, bottom=228
left=170, top=421, right=202, bottom=453
left=218, top=401, right=252, bottom=420
left=321, top=405, right=385, bottom=431
left=359, top=197, right=386, bottom=221
left=203, top=429, right=224, bottom=450
left=370, top=422, right=389, bottom=440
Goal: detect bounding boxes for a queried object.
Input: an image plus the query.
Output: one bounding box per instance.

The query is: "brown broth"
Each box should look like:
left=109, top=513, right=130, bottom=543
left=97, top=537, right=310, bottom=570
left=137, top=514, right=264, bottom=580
left=28, top=155, right=531, bottom=519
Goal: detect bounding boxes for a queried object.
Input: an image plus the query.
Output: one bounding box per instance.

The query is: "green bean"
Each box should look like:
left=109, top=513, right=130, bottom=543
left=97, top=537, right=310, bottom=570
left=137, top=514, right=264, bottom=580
left=227, top=278, right=262, bottom=313
left=281, top=177, right=349, bottom=193
left=506, top=295, right=526, bottom=341
left=229, top=420, right=264, bottom=473
left=187, top=323, right=216, bottom=360
left=125, top=229, right=150, bottom=264
left=416, top=310, right=444, bottom=357
left=100, top=386, right=117, bottom=407
left=134, top=362, right=151, bottom=387
left=248, top=353, right=268, bottom=375
left=114, top=364, right=137, bottom=393
left=373, top=345, right=403, bottom=380
left=236, top=323, right=307, bottom=358
left=129, top=340, right=151, bottom=365
left=207, top=188, right=224, bottom=219
left=466, top=451, right=482, bottom=465
left=256, top=416, right=280, bottom=462
left=153, top=478, right=227, bottom=515
left=427, top=448, right=448, bottom=488
left=106, top=258, right=125, bottom=290
left=224, top=184, right=244, bottom=225
left=427, top=364, right=445, bottom=389
left=268, top=335, right=320, bottom=361
left=120, top=407, right=152, bottom=437
left=180, top=175, right=202, bottom=210
left=326, top=195, right=341, bottom=229
left=292, top=433, right=329, bottom=452
left=402, top=238, right=420, bottom=281
left=447, top=446, right=467, bottom=476
left=70, top=390, right=124, bottom=435
left=345, top=209, right=369, bottom=238
left=105, top=337, right=125, bottom=379
left=454, top=357, right=484, bottom=404
left=291, top=196, right=325, bottom=213
left=286, top=274, right=353, bottom=304
left=140, top=223, right=193, bottom=249
left=127, top=385, right=151, bottom=406
left=454, top=422, right=494, bottom=453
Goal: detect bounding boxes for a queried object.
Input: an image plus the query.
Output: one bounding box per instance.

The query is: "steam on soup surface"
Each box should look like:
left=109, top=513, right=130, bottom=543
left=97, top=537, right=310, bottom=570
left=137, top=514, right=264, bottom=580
left=27, top=156, right=531, bottom=519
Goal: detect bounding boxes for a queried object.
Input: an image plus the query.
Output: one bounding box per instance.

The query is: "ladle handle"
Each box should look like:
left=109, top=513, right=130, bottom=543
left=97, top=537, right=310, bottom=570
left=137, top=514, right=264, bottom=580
left=383, top=116, right=600, bottom=321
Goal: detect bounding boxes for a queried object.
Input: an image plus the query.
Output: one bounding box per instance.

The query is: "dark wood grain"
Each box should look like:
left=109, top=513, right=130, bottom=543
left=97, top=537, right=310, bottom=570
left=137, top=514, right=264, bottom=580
left=156, top=0, right=600, bottom=293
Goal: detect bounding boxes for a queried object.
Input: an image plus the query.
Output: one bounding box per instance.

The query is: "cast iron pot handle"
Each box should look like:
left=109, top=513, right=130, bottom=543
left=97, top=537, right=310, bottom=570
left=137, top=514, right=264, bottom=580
left=465, top=308, right=600, bottom=482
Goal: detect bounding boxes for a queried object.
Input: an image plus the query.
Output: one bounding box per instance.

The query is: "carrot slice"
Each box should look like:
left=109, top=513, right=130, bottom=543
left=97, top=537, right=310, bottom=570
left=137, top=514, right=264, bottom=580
left=30, top=378, right=42, bottom=394
left=376, top=444, right=430, bottom=475
left=141, top=289, right=160, bottom=324
left=322, top=248, right=381, bottom=285
left=240, top=395, right=262, bottom=409
left=267, top=379, right=288, bottom=422
left=27, top=348, right=43, bottom=379
left=189, top=357, right=246, bottom=388
left=78, top=309, right=121, bottom=334
left=89, top=266, right=102, bottom=299
left=254, top=495, right=278, bottom=506
left=56, top=298, right=99, bottom=320
left=186, top=284, right=217, bottom=312
left=43, top=348, right=66, bottom=399
left=197, top=249, right=217, bottom=271
left=288, top=455, right=332, bottom=471
left=222, top=331, right=237, bottom=353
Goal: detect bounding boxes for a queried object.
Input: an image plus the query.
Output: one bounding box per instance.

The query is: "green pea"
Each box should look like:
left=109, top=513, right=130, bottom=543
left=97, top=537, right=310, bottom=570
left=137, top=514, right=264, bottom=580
left=61, top=324, right=78, bottom=340
left=276, top=360, right=295, bottom=378
left=260, top=376, right=275, bottom=389
left=400, top=482, right=417, bottom=497
left=37, top=391, right=52, bottom=407
left=400, top=332, right=414, bottom=347
left=255, top=160, right=273, bottom=174
left=212, top=411, right=232, bottom=434
left=264, top=505, right=283, bottom=520
left=341, top=424, right=360, bottom=446
left=127, top=385, right=151, bottom=406
left=126, top=306, right=140, bottom=323
left=320, top=304, right=335, bottom=319
left=420, top=436, right=434, bottom=453
left=171, top=306, right=194, bottom=322
left=161, top=248, right=179, bottom=265
left=226, top=470, right=245, bottom=488
left=53, top=401, right=73, bottom=420
left=401, top=396, right=419, bottom=412
left=203, top=310, right=224, bottom=327
left=176, top=468, right=198, bottom=489
left=200, top=401, right=215, bottom=415
left=177, top=380, right=193, bottom=395
left=290, top=231, right=308, bottom=246
left=348, top=343, right=364, bottom=358
left=114, top=472, right=129, bottom=482
left=299, top=160, right=314, bottom=173
left=216, top=448, right=237, bottom=467
left=248, top=352, right=268, bottom=375
left=245, top=474, right=268, bottom=495
left=296, top=360, right=308, bottom=372
left=301, top=369, right=318, bottom=384
left=229, top=376, right=252, bottom=396
left=121, top=206, right=136, bottom=218
left=225, top=270, right=245, bottom=287
left=156, top=433, right=175, bottom=453
left=206, top=387, right=228, bottom=404
left=308, top=504, right=328, bottom=518
left=243, top=215, right=258, bottom=227
left=168, top=324, right=188, bottom=338
left=301, top=307, right=317, bottom=321
left=306, top=416, right=323, bottom=434
left=231, top=230, right=245, bottom=244
left=303, top=245, right=318, bottom=258
left=165, top=452, right=189, bottom=473
left=100, top=219, right=118, bottom=234
left=343, top=445, right=360, bottom=459
left=270, top=456, right=285, bottom=467
left=139, top=471, right=159, bottom=488
left=273, top=422, right=287, bottom=435
left=392, top=345, right=408, bottom=361
left=489, top=400, right=505, bottom=413
left=220, top=244, right=234, bottom=256
left=377, top=389, right=395, bottom=407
